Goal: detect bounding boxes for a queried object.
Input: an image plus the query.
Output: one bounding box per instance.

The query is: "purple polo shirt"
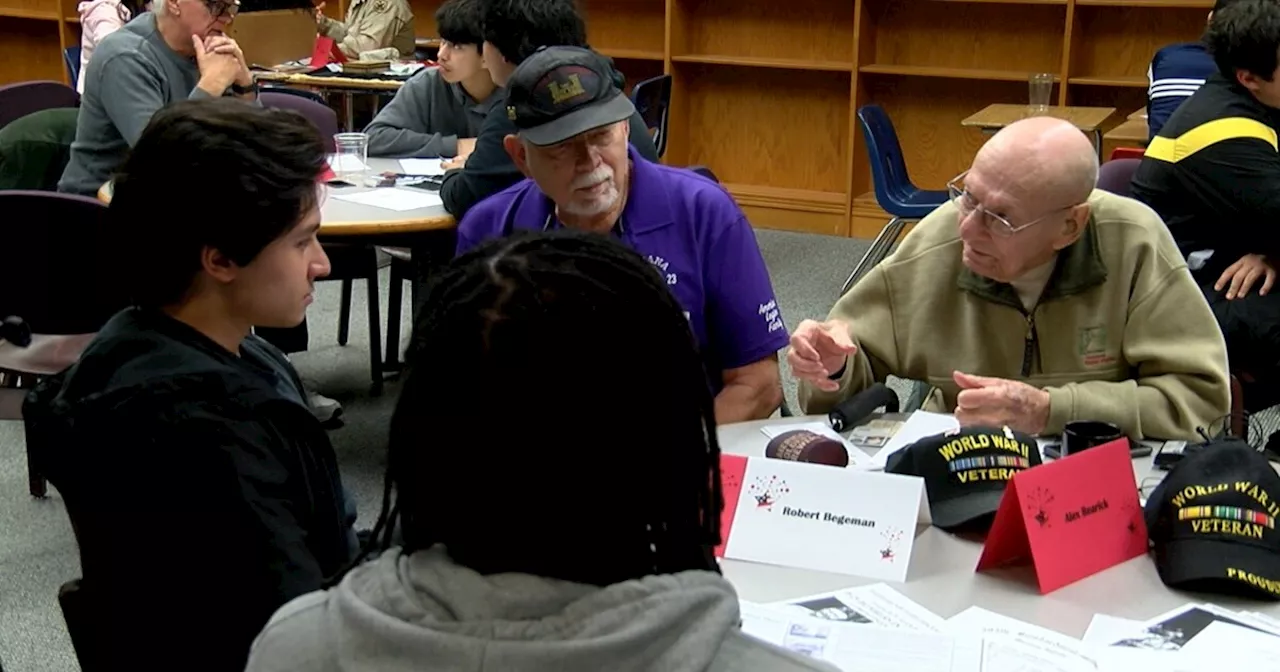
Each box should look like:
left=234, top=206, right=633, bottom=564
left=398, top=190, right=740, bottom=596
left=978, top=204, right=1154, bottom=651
left=455, top=145, right=789, bottom=393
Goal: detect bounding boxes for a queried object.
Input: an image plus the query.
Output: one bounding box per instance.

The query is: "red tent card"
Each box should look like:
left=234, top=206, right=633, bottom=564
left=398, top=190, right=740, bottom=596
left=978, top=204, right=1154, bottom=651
left=716, top=454, right=749, bottom=558
left=976, top=438, right=1148, bottom=593
left=311, top=35, right=347, bottom=68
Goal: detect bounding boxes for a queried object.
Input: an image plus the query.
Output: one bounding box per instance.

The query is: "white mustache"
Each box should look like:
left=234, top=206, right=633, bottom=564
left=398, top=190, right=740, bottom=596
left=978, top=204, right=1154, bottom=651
left=570, top=166, right=614, bottom=191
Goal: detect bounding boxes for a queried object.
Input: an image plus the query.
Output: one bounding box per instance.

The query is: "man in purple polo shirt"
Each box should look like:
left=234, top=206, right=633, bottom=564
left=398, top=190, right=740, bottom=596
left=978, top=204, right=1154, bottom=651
left=455, top=46, right=787, bottom=423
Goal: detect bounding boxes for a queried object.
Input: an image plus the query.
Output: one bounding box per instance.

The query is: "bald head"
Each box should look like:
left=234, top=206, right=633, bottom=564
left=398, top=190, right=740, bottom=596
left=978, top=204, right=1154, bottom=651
left=972, top=117, right=1098, bottom=206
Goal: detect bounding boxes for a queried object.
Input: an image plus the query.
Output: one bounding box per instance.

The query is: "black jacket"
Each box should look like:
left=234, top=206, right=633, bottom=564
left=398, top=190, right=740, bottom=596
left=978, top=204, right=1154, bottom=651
left=1132, top=73, right=1280, bottom=272
left=23, top=308, right=356, bottom=671
left=440, top=65, right=660, bottom=219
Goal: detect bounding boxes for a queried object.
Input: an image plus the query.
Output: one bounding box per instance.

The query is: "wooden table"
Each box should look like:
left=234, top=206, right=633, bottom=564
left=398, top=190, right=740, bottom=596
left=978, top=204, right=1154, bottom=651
left=257, top=70, right=410, bottom=130
left=962, top=104, right=1117, bottom=156
left=96, top=158, right=455, bottom=237
left=1100, top=107, right=1149, bottom=159
left=256, top=71, right=406, bottom=92
left=1103, top=119, right=1148, bottom=146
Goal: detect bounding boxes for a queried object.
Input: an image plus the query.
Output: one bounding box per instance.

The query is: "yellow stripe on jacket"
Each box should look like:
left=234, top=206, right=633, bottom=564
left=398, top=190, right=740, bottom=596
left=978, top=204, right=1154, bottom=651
left=1146, top=117, right=1278, bottom=163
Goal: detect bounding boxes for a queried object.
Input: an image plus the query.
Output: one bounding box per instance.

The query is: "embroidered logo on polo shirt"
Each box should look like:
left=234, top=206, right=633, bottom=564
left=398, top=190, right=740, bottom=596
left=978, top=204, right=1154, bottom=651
left=758, top=299, right=783, bottom=333
left=647, top=254, right=677, bottom=286
left=1078, top=325, right=1116, bottom=367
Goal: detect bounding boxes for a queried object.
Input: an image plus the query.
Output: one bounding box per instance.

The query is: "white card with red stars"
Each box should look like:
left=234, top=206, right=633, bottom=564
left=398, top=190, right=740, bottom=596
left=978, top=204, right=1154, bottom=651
left=718, top=454, right=929, bottom=582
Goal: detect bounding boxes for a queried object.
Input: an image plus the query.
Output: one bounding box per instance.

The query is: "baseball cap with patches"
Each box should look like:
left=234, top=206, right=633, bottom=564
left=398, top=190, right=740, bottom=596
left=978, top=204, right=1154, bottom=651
left=504, top=46, right=636, bottom=146
left=885, top=426, right=1040, bottom=531
left=1145, top=440, right=1280, bottom=600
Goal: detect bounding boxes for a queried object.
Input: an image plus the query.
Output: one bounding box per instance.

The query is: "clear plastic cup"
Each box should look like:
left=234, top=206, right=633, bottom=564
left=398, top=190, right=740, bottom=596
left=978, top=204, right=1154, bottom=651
left=332, top=132, right=369, bottom=182
left=1028, top=73, right=1054, bottom=114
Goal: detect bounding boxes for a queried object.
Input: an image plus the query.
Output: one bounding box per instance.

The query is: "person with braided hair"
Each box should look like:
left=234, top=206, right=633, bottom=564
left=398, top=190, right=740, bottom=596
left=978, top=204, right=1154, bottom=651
left=245, top=230, right=834, bottom=672
left=456, top=46, right=788, bottom=424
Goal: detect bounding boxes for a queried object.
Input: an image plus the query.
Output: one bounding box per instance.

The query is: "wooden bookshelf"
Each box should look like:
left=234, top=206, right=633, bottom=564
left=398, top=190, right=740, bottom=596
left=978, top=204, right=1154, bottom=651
left=1, top=0, right=1211, bottom=236
left=0, top=0, right=74, bottom=86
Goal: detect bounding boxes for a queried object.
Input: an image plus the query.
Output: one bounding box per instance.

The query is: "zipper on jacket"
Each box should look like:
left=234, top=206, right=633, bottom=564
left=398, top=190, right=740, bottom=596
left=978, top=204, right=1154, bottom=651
left=1021, top=311, right=1037, bottom=378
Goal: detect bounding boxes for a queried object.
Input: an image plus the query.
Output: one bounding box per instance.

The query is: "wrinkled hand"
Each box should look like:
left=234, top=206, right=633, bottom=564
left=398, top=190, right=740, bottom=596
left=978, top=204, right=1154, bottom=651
left=786, top=319, right=857, bottom=392
left=1215, top=253, right=1275, bottom=300
left=202, top=35, right=252, bottom=86
left=193, top=34, right=242, bottom=94
left=441, top=156, right=466, bottom=171
left=953, top=371, right=1050, bottom=435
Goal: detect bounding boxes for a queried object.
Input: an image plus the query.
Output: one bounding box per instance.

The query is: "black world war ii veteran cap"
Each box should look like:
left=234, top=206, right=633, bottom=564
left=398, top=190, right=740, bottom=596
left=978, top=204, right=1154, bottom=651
left=1145, top=440, right=1280, bottom=600
left=886, top=426, right=1041, bottom=531
left=504, top=46, right=637, bottom=146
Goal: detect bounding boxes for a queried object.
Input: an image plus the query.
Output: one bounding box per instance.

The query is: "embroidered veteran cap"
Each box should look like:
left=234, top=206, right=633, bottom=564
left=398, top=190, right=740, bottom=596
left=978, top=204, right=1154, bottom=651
left=1145, top=440, right=1280, bottom=600
left=504, top=46, right=636, bottom=146
left=885, top=426, right=1040, bottom=531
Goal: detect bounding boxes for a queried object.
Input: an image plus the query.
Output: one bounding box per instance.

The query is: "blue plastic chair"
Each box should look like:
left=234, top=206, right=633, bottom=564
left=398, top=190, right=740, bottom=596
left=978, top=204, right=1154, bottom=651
left=630, top=74, right=671, bottom=159
left=842, top=104, right=949, bottom=296
left=64, top=47, right=81, bottom=91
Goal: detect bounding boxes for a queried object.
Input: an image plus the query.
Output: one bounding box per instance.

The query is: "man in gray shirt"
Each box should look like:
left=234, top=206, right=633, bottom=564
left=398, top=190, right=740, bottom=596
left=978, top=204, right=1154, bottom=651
left=58, top=0, right=257, bottom=196
left=363, top=0, right=498, bottom=159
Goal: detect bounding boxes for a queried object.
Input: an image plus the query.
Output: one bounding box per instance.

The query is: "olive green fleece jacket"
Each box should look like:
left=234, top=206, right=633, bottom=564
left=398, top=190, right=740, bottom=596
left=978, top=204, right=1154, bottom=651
left=799, top=190, right=1230, bottom=441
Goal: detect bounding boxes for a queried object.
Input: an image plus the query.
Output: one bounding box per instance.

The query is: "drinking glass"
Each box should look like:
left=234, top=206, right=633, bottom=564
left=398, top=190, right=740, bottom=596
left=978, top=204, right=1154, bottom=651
left=332, top=132, right=369, bottom=182
left=1028, top=73, right=1054, bottom=114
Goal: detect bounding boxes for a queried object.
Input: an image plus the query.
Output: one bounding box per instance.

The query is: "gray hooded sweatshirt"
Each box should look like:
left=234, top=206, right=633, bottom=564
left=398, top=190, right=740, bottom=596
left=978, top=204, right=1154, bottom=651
left=245, top=546, right=839, bottom=672
left=363, top=67, right=500, bottom=159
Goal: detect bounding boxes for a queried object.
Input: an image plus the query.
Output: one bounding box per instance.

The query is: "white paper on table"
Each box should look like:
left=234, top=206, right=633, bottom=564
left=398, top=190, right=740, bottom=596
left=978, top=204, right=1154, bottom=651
left=770, top=583, right=947, bottom=632
left=1089, top=645, right=1190, bottom=672
left=328, top=154, right=368, bottom=172
left=1081, top=615, right=1144, bottom=645
left=1109, top=602, right=1280, bottom=651
left=870, top=411, right=959, bottom=470
left=389, top=62, right=425, bottom=75
left=332, top=188, right=443, bottom=211
left=948, top=607, right=1099, bottom=672
left=759, top=422, right=877, bottom=470
left=399, top=158, right=446, bottom=176
left=1243, top=611, right=1280, bottom=634
left=1177, top=621, right=1280, bottom=669
left=1089, top=610, right=1280, bottom=672
left=739, top=602, right=975, bottom=672
left=1196, top=602, right=1280, bottom=637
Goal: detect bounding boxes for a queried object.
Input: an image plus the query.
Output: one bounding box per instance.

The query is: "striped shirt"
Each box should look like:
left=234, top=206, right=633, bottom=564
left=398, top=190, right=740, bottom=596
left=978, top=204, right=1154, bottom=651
left=1148, top=42, right=1217, bottom=140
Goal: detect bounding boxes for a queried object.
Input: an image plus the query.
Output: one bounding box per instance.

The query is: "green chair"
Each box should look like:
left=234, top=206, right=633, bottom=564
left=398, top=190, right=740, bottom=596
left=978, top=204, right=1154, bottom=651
left=0, top=107, right=78, bottom=191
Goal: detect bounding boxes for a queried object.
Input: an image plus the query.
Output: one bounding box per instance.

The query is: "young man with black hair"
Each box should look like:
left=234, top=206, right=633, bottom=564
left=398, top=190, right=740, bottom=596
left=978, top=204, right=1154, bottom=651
left=437, top=0, right=658, bottom=218
left=244, top=232, right=833, bottom=672
left=1132, top=0, right=1280, bottom=416
left=364, top=0, right=499, bottom=158
left=24, top=99, right=358, bottom=671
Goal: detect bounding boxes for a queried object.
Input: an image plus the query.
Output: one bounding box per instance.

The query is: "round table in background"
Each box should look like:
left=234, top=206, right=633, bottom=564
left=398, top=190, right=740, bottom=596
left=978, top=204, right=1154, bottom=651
left=96, top=158, right=456, bottom=237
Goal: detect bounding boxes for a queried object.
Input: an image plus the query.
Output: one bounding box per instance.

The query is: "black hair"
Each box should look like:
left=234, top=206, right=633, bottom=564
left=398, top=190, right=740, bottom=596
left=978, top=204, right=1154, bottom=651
left=1212, top=0, right=1245, bottom=14
left=480, top=0, right=587, bottom=66
left=1205, top=0, right=1280, bottom=81
left=436, top=0, right=484, bottom=48
left=362, top=230, right=723, bottom=587
left=109, top=98, right=326, bottom=308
